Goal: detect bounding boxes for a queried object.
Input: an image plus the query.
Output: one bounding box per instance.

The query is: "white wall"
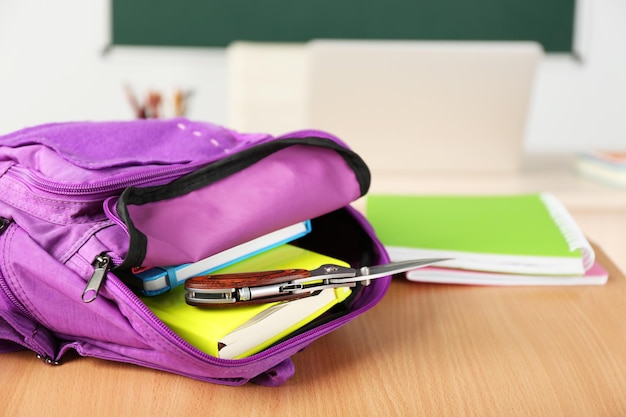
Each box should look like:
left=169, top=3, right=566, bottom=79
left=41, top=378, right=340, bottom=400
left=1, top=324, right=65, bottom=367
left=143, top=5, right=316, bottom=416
left=0, top=0, right=229, bottom=129
left=526, top=0, right=626, bottom=151
left=0, top=0, right=624, bottom=152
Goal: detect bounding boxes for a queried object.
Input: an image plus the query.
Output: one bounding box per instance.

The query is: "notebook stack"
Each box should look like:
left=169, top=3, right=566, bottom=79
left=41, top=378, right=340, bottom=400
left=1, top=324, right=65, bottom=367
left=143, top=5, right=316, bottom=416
left=366, top=193, right=608, bottom=286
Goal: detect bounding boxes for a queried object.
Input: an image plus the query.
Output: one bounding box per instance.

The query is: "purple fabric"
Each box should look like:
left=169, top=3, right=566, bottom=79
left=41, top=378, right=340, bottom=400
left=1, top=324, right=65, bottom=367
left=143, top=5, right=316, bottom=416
left=0, top=119, right=388, bottom=386
left=0, top=118, right=259, bottom=262
left=127, top=145, right=361, bottom=267
left=0, top=119, right=267, bottom=179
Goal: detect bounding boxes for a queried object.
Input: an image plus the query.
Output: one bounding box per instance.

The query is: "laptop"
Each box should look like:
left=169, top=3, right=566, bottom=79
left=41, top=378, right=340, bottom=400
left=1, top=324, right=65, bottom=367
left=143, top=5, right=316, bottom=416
left=307, top=40, right=543, bottom=173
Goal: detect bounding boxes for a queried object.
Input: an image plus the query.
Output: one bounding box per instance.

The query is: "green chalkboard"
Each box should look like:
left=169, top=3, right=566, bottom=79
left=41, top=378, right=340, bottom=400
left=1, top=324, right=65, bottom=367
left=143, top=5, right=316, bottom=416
left=111, top=0, right=575, bottom=52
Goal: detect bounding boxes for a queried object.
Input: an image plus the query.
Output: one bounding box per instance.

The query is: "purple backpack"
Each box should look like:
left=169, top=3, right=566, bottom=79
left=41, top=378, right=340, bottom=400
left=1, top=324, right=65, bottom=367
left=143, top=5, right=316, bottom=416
left=0, top=119, right=390, bottom=386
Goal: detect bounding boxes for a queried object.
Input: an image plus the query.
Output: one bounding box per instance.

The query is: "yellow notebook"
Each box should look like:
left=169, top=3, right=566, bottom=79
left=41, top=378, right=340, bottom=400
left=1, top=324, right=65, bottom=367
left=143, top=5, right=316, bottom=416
left=140, top=244, right=351, bottom=359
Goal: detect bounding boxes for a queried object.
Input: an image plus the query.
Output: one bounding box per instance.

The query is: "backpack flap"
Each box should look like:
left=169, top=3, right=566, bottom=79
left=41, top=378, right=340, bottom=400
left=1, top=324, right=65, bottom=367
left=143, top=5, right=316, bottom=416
left=112, top=136, right=370, bottom=276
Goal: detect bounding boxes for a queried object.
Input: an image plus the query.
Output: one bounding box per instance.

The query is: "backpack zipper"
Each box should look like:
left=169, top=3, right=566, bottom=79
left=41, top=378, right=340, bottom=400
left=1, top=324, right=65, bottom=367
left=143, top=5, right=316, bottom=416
left=82, top=254, right=112, bottom=303
left=106, top=268, right=370, bottom=367
left=7, top=164, right=203, bottom=198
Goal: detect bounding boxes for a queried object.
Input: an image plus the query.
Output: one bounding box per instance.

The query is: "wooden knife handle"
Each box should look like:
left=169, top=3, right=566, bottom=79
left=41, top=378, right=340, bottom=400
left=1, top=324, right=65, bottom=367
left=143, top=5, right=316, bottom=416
left=185, top=269, right=312, bottom=290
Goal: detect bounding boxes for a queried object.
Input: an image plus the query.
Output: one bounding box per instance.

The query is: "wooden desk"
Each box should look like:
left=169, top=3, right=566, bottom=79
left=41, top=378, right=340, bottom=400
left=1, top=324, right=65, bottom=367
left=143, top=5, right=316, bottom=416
left=3, top=154, right=626, bottom=417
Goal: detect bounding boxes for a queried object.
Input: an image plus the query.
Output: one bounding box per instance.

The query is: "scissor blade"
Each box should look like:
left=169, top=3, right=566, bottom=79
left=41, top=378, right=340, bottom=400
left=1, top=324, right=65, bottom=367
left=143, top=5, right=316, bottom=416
left=359, top=258, right=451, bottom=280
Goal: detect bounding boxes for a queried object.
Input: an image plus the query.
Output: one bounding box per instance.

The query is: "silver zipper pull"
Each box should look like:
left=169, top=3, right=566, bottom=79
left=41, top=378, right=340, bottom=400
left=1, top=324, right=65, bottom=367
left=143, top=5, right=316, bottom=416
left=82, top=254, right=111, bottom=303
left=0, top=217, right=10, bottom=236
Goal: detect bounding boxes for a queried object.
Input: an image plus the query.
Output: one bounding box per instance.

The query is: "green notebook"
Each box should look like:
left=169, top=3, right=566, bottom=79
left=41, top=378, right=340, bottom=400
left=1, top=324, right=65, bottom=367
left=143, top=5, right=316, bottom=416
left=366, top=193, right=595, bottom=276
left=140, top=244, right=351, bottom=359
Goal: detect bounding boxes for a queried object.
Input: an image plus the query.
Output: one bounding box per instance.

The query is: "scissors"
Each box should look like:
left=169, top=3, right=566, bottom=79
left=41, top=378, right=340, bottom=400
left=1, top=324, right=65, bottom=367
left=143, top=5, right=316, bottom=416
left=184, top=258, right=448, bottom=307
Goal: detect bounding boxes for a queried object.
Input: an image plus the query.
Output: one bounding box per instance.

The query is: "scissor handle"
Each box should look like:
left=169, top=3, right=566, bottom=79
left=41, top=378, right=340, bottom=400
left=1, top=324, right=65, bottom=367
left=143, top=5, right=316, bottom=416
left=185, top=269, right=312, bottom=290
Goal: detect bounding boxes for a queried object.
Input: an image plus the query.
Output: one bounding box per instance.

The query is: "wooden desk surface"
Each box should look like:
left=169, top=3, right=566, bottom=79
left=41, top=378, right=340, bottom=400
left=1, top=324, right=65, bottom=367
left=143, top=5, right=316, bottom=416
left=2, top=245, right=625, bottom=417
left=3, top=156, right=626, bottom=416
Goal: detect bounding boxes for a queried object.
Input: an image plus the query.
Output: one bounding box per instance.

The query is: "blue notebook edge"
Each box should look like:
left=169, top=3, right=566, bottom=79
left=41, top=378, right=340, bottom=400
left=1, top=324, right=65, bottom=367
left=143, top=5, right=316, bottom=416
left=135, top=220, right=312, bottom=296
